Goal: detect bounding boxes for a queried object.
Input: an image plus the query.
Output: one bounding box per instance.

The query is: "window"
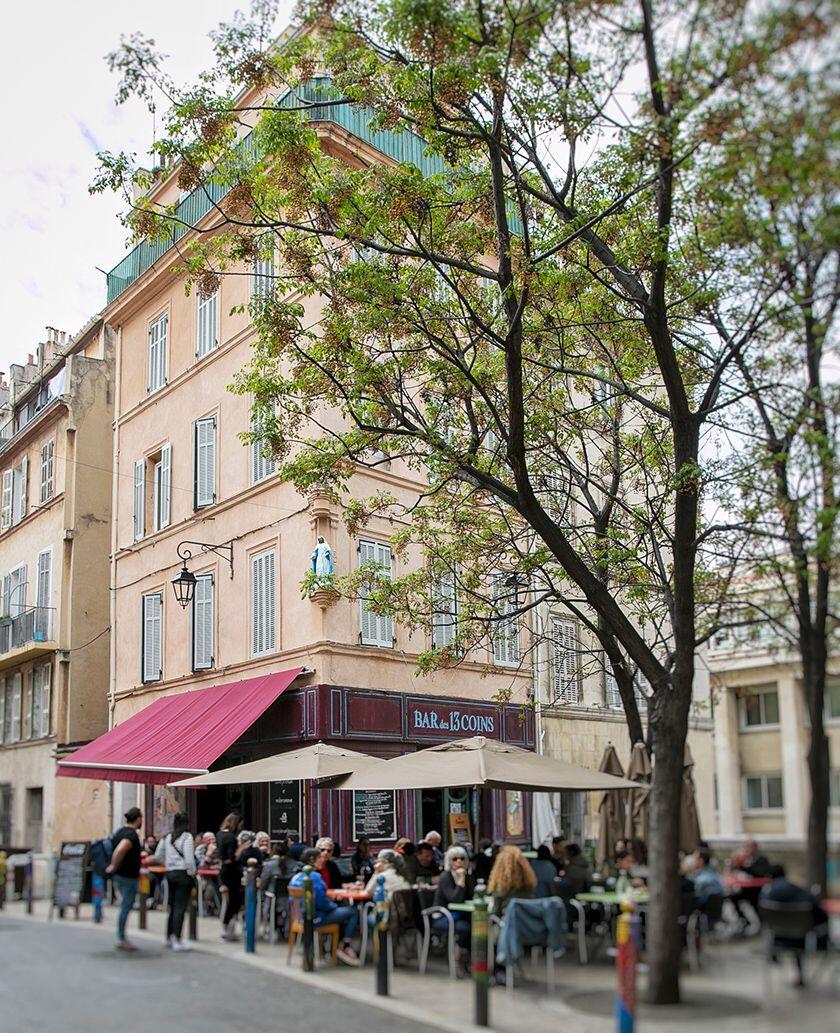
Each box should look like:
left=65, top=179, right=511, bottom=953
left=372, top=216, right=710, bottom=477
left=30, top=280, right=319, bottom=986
left=8, top=673, right=22, bottom=743
left=1, top=470, right=11, bottom=531
left=549, top=616, right=580, bottom=703
left=0, top=685, right=5, bottom=744
left=358, top=540, right=394, bottom=648
left=431, top=567, right=458, bottom=649
left=250, top=405, right=275, bottom=485
left=193, top=417, right=217, bottom=509
left=634, top=672, right=651, bottom=712
left=196, top=291, right=218, bottom=358
left=827, top=680, right=840, bottom=720
left=742, top=774, right=784, bottom=810
left=148, top=313, right=168, bottom=393
left=830, top=770, right=840, bottom=809
left=492, top=575, right=520, bottom=666
left=25, top=787, right=44, bottom=852
left=604, top=661, right=623, bottom=709
left=40, top=440, right=54, bottom=503
left=35, top=549, right=51, bottom=639
left=133, top=459, right=145, bottom=541
left=739, top=686, right=780, bottom=728
left=152, top=444, right=171, bottom=532
left=251, top=549, right=276, bottom=656
left=4, top=564, right=27, bottom=616
left=192, top=574, right=214, bottom=671
left=2, top=458, right=29, bottom=531
left=27, top=664, right=51, bottom=739
left=141, top=593, right=163, bottom=683
left=0, top=784, right=10, bottom=842
left=251, top=248, right=274, bottom=301
left=538, top=471, right=574, bottom=528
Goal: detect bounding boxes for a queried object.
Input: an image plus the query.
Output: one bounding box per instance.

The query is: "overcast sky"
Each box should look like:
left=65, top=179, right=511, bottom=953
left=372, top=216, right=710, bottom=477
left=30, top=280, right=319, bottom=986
left=0, top=1, right=293, bottom=373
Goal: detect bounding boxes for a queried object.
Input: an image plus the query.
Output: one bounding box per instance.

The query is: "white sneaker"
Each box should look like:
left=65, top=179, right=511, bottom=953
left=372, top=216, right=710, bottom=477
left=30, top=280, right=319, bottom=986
left=173, top=940, right=191, bottom=952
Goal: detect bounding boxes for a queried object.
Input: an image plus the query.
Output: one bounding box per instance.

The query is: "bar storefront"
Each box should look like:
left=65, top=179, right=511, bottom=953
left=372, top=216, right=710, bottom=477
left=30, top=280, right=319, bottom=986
left=167, top=685, right=536, bottom=850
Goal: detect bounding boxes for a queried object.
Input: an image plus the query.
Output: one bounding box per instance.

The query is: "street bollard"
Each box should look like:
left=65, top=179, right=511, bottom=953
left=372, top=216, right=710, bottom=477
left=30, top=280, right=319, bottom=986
left=188, top=880, right=198, bottom=941
left=0, top=851, right=6, bottom=910
left=374, top=874, right=389, bottom=997
left=471, top=880, right=490, bottom=1027
left=138, top=868, right=149, bottom=930
left=92, top=873, right=105, bottom=923
left=244, top=859, right=258, bottom=953
left=615, top=901, right=640, bottom=1033
left=302, top=865, right=315, bottom=972
left=25, top=853, right=34, bottom=915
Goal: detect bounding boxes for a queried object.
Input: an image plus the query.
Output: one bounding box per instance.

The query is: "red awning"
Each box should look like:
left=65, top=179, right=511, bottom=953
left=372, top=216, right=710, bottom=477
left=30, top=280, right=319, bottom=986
left=57, top=667, right=304, bottom=785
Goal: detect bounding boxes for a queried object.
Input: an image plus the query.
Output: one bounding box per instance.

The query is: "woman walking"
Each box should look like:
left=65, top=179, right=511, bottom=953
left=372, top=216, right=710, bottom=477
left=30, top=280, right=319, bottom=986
left=218, top=812, right=244, bottom=940
left=155, top=812, right=196, bottom=951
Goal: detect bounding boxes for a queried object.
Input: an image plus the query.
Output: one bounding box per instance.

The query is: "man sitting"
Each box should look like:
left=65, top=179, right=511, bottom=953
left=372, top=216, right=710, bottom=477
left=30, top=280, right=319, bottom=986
left=407, top=841, right=441, bottom=885
left=691, top=847, right=724, bottom=907
left=760, top=865, right=828, bottom=983
left=423, top=830, right=444, bottom=866
left=289, top=848, right=361, bottom=965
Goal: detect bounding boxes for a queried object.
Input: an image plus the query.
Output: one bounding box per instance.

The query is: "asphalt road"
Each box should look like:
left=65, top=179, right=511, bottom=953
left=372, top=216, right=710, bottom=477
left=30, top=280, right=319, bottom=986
left=0, top=916, right=438, bottom=1033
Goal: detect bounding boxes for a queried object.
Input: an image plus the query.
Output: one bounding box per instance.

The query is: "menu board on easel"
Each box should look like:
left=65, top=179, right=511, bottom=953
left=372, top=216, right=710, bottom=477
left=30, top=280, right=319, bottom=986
left=352, top=790, right=397, bottom=841
left=269, top=781, right=302, bottom=841
left=53, top=841, right=89, bottom=916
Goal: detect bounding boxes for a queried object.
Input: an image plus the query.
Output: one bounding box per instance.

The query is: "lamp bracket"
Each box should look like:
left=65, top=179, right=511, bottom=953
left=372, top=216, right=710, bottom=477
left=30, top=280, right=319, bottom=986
left=176, top=540, right=234, bottom=579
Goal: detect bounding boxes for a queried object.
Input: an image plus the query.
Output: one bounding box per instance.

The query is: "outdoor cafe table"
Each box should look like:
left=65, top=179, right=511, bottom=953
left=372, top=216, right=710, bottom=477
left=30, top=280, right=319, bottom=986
left=328, top=887, right=372, bottom=903
left=575, top=891, right=649, bottom=906
left=721, top=875, right=771, bottom=892
left=821, top=897, right=840, bottom=916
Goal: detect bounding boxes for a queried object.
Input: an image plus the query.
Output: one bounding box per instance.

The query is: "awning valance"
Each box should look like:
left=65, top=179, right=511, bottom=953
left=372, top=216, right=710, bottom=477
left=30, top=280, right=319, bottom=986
left=57, top=667, right=304, bottom=785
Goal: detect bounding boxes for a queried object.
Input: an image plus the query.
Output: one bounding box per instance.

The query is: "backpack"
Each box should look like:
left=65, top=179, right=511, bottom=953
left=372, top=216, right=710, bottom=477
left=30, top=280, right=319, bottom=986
left=90, top=837, right=113, bottom=878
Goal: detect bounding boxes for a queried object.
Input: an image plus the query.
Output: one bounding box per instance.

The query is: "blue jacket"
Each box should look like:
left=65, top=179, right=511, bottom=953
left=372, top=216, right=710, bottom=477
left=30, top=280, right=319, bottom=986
left=289, top=869, right=338, bottom=921
left=692, top=866, right=723, bottom=906
left=495, top=897, right=567, bottom=964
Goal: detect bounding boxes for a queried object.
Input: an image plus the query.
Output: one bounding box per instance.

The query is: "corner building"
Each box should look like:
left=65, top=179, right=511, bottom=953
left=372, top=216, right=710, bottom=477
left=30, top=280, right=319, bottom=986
left=95, top=86, right=533, bottom=849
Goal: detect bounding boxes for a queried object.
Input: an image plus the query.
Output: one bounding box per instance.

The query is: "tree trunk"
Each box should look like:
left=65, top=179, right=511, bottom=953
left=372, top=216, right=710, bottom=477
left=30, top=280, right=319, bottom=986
left=803, top=635, right=830, bottom=892
left=645, top=683, right=691, bottom=1004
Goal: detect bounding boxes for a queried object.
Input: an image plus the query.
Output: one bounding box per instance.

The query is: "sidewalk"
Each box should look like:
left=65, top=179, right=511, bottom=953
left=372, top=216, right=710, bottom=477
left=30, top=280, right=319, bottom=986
left=3, top=898, right=837, bottom=1033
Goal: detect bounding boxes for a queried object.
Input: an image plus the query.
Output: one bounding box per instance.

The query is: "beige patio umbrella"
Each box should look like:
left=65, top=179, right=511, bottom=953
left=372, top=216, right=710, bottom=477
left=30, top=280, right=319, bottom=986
left=596, top=744, right=627, bottom=866
left=332, top=736, right=637, bottom=793
left=624, top=741, right=652, bottom=842
left=679, top=743, right=702, bottom=853
left=169, top=742, right=383, bottom=787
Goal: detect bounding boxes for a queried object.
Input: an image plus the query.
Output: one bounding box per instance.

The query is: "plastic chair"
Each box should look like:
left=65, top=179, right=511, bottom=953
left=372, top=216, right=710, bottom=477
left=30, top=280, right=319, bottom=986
left=419, top=906, right=457, bottom=979
left=758, top=898, right=822, bottom=988
left=565, top=898, right=588, bottom=963
left=286, top=886, right=339, bottom=967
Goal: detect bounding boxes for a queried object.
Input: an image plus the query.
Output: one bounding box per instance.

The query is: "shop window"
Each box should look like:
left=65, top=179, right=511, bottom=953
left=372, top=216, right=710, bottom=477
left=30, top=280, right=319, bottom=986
left=739, top=686, right=779, bottom=728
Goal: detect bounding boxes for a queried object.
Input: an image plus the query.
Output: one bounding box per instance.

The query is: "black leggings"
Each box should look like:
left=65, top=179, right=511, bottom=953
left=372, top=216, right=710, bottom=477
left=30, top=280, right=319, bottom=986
left=166, top=871, right=194, bottom=940
left=221, top=865, right=242, bottom=926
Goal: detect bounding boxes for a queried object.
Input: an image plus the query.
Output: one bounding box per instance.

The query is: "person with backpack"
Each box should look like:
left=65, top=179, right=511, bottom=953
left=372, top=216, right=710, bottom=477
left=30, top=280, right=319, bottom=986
left=154, top=812, right=196, bottom=951
left=89, top=834, right=114, bottom=923
left=106, top=806, right=143, bottom=951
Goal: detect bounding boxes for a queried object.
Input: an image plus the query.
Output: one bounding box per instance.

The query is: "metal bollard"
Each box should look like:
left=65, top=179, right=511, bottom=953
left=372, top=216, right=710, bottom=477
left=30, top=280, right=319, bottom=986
left=471, top=880, right=490, bottom=1027
left=188, top=879, right=198, bottom=941
left=0, top=851, right=6, bottom=910
left=138, top=868, right=149, bottom=930
left=615, top=901, right=640, bottom=1033
left=25, top=853, right=34, bottom=914
left=244, top=859, right=258, bottom=953
left=302, top=865, right=315, bottom=972
left=374, top=874, right=389, bottom=997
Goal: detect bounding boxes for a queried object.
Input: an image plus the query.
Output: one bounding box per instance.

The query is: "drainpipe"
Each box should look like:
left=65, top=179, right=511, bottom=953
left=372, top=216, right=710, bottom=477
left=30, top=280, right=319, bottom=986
left=107, top=324, right=122, bottom=831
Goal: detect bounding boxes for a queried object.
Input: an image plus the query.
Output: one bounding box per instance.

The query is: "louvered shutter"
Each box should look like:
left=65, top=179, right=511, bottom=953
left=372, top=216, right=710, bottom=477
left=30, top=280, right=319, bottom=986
left=550, top=617, right=579, bottom=702
left=192, top=574, right=214, bottom=670
left=28, top=668, right=39, bottom=740
left=148, top=314, right=167, bottom=391
left=1, top=470, right=12, bottom=530
left=9, top=565, right=26, bottom=615
left=133, top=460, right=145, bottom=540
left=493, top=576, right=520, bottom=665
left=39, top=664, right=51, bottom=737
left=252, top=252, right=274, bottom=300
left=10, top=674, right=21, bottom=742
left=159, top=444, right=171, bottom=528
left=251, top=405, right=275, bottom=484
left=196, top=292, right=218, bottom=357
left=2, top=574, right=10, bottom=616
left=251, top=550, right=276, bottom=656
left=194, top=418, right=216, bottom=508
left=35, top=550, right=51, bottom=639
left=0, top=685, right=5, bottom=744
left=13, top=457, right=28, bottom=523
left=604, top=662, right=622, bottom=709
left=431, top=568, right=457, bottom=648
left=40, top=441, right=54, bottom=503
left=142, top=593, right=162, bottom=682
left=359, top=541, right=393, bottom=647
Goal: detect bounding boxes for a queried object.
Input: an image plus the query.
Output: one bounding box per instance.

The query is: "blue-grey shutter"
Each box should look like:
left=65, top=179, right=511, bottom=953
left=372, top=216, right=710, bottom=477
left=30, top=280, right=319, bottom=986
left=159, top=444, right=171, bottom=528
left=192, top=574, right=214, bottom=670
left=133, top=460, right=145, bottom=540
left=142, top=593, right=163, bottom=682
left=194, top=417, right=216, bottom=508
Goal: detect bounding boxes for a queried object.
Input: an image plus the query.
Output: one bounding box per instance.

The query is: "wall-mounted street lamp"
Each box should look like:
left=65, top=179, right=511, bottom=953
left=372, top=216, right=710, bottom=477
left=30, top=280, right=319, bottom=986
left=171, top=540, right=234, bottom=610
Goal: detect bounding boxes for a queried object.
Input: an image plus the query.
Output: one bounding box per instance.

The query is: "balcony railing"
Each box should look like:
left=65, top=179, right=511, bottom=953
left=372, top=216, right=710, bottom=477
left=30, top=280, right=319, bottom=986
left=0, top=606, right=55, bottom=655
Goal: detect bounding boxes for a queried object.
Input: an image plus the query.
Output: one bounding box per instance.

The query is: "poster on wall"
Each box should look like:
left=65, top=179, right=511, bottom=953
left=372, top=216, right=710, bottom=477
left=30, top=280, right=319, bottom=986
left=353, top=790, right=397, bottom=841
left=269, top=780, right=302, bottom=841
left=505, top=790, right=524, bottom=839
left=448, top=812, right=472, bottom=847
left=153, top=785, right=186, bottom=838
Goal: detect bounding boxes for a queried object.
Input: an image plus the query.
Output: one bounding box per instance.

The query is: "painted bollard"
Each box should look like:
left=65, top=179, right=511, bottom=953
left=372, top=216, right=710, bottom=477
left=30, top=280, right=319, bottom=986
left=374, top=874, right=389, bottom=997
left=244, top=859, right=258, bottom=953
left=138, top=868, right=149, bottom=930
left=302, top=865, right=315, bottom=971
left=615, top=901, right=640, bottom=1033
left=471, top=880, right=490, bottom=1027
left=188, top=879, right=198, bottom=940
left=25, top=853, right=34, bottom=914
left=92, top=873, right=104, bottom=923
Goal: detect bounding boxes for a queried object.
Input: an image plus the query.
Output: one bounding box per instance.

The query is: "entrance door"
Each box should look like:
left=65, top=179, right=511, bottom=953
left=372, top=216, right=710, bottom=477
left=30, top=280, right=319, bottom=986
left=420, top=789, right=443, bottom=843
left=25, top=787, right=43, bottom=851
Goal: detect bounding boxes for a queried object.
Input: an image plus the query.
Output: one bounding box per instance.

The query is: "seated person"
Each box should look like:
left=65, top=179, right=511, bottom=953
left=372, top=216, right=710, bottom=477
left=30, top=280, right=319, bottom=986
left=423, top=831, right=444, bottom=866
left=557, top=842, right=592, bottom=896
left=550, top=835, right=567, bottom=873
left=487, top=845, right=537, bottom=916
left=365, top=849, right=411, bottom=900
left=760, top=864, right=828, bottom=982
left=406, top=841, right=441, bottom=885
left=472, top=839, right=496, bottom=885
left=530, top=845, right=559, bottom=898
left=691, top=847, right=724, bottom=907
left=194, top=832, right=218, bottom=868
left=393, top=836, right=415, bottom=857
left=289, top=848, right=360, bottom=965
left=314, top=837, right=342, bottom=890
left=433, top=846, right=474, bottom=957
left=351, top=836, right=375, bottom=882
left=236, top=831, right=264, bottom=875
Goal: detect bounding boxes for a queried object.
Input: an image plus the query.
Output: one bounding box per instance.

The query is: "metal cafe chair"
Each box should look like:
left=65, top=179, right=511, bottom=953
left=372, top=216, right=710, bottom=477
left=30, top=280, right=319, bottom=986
left=758, top=898, right=824, bottom=989
left=419, top=905, right=458, bottom=979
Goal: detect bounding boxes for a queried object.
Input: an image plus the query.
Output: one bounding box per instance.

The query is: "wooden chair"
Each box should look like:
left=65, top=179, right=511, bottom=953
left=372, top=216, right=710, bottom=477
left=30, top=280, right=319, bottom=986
left=286, top=886, right=339, bottom=967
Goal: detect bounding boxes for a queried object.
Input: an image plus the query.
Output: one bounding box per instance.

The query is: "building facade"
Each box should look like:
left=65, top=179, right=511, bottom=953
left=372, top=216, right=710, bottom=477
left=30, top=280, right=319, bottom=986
left=0, top=321, right=113, bottom=851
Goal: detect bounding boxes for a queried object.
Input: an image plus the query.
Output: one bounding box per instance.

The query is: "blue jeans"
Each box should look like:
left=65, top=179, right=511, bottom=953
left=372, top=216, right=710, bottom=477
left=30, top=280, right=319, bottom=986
left=318, top=904, right=359, bottom=943
left=113, top=874, right=138, bottom=942
left=432, top=912, right=471, bottom=949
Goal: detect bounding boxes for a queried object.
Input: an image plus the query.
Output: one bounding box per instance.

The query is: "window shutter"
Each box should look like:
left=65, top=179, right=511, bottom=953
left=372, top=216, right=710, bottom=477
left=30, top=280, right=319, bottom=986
left=192, top=574, right=214, bottom=670
left=251, top=550, right=275, bottom=656
left=196, top=292, right=218, bottom=357
left=250, top=405, right=276, bottom=484
left=39, top=664, right=51, bottom=737
left=35, top=550, right=51, bottom=639
left=0, top=685, right=5, bottom=744
left=359, top=540, right=393, bottom=647
left=133, top=460, right=145, bottom=541
left=194, top=417, right=216, bottom=508
left=604, top=661, right=622, bottom=709
left=9, top=565, right=27, bottom=615
left=28, top=669, right=39, bottom=740
left=10, top=674, right=21, bottom=742
left=142, top=593, right=163, bottom=682
left=550, top=617, right=579, bottom=703
left=252, top=251, right=274, bottom=301
left=40, top=441, right=54, bottom=503
left=148, top=314, right=168, bottom=392
left=431, top=567, right=457, bottom=649
left=1, top=470, right=12, bottom=530
left=159, top=444, right=171, bottom=529
left=2, top=574, right=10, bottom=616
left=12, top=457, right=28, bottom=524
left=493, top=576, right=520, bottom=665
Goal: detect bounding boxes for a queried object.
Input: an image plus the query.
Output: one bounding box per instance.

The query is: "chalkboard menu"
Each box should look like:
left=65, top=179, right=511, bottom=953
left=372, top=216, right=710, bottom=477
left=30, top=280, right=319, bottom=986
left=353, top=790, right=397, bottom=841
left=269, top=781, right=301, bottom=841
left=53, top=841, right=89, bottom=913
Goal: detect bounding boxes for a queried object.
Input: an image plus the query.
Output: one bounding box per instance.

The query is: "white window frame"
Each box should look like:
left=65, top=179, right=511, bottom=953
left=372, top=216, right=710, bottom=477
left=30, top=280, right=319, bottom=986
left=250, top=404, right=276, bottom=485
left=196, top=290, right=219, bottom=358
left=431, top=567, right=458, bottom=650
left=9, top=673, right=22, bottom=743
left=604, top=661, right=623, bottom=709
left=35, top=548, right=51, bottom=640
left=742, top=773, right=784, bottom=811
left=738, top=687, right=780, bottom=730
left=251, top=549, right=276, bottom=658
left=193, top=417, right=217, bottom=510
left=549, top=616, right=580, bottom=703
left=492, top=575, right=520, bottom=666
left=6, top=564, right=26, bottom=616
left=147, top=313, right=168, bottom=393
left=191, top=573, right=215, bottom=671
left=11, top=457, right=27, bottom=526
left=152, top=444, right=171, bottom=532
left=1, top=470, right=12, bottom=531
left=133, top=459, right=145, bottom=541
left=40, top=440, right=54, bottom=504
left=251, top=248, right=275, bottom=301
left=358, top=540, right=394, bottom=648
left=141, top=592, right=163, bottom=683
